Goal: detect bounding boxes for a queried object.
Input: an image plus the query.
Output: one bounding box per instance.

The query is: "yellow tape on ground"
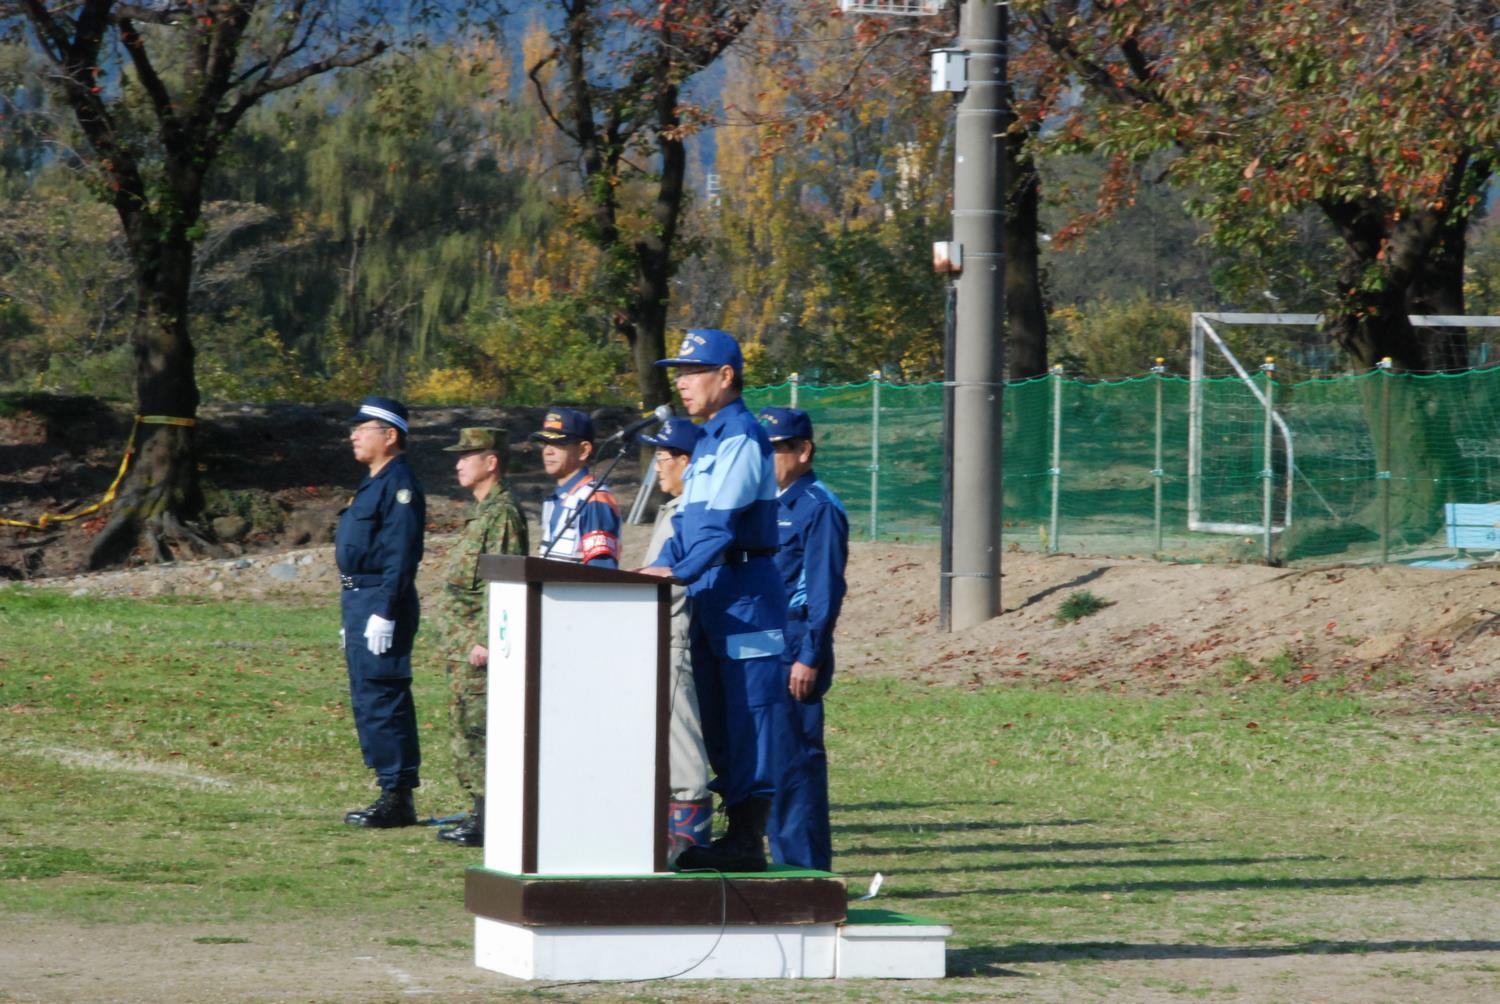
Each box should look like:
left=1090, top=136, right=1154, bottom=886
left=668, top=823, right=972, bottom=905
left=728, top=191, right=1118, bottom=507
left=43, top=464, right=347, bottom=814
left=0, top=415, right=197, bottom=531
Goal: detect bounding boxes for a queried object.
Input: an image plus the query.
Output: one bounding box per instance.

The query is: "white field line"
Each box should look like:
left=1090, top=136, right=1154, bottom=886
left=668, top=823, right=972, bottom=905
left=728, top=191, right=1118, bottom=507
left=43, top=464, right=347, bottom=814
left=385, top=964, right=437, bottom=996
left=15, top=742, right=234, bottom=789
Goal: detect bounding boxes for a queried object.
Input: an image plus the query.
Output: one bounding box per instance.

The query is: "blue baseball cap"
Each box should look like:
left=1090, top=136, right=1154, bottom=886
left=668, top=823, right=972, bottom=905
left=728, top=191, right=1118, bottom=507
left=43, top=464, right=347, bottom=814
left=639, top=416, right=702, bottom=453
left=655, top=328, right=744, bottom=373
left=758, top=406, right=814, bottom=443
left=529, top=407, right=595, bottom=444
left=352, top=396, right=409, bottom=434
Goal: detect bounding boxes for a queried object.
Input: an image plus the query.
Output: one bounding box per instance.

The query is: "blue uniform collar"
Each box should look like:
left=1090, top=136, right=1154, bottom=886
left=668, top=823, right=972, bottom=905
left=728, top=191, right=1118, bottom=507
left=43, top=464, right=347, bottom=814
left=779, top=470, right=818, bottom=507
left=555, top=468, right=593, bottom=497
left=701, top=397, right=751, bottom=440
left=360, top=453, right=408, bottom=489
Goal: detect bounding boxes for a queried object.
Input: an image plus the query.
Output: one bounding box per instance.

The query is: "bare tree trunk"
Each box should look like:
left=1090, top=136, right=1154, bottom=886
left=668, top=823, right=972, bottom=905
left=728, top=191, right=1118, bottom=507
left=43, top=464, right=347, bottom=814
left=1320, top=199, right=1460, bottom=543
left=1002, top=117, right=1049, bottom=515
left=626, top=79, right=684, bottom=410
left=1407, top=216, right=1470, bottom=372
left=88, top=232, right=213, bottom=568
left=1004, top=125, right=1046, bottom=380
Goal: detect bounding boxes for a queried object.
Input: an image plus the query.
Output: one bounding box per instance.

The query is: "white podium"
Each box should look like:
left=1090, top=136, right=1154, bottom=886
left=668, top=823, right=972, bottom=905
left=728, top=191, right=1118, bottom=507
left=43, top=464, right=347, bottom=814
left=475, top=555, right=669, bottom=876
left=464, top=555, right=948, bottom=980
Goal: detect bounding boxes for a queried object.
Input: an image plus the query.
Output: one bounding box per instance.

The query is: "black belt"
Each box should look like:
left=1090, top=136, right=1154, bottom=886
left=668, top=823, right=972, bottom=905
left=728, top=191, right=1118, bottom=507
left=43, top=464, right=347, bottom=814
left=710, top=547, right=776, bottom=567
left=340, top=573, right=382, bottom=590
left=788, top=606, right=809, bottom=622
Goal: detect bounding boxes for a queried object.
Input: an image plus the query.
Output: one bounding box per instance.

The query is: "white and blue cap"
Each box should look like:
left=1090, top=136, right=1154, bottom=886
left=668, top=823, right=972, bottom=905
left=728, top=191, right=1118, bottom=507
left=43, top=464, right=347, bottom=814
left=639, top=416, right=702, bottom=453
left=655, top=328, right=744, bottom=373
left=352, top=396, right=409, bottom=434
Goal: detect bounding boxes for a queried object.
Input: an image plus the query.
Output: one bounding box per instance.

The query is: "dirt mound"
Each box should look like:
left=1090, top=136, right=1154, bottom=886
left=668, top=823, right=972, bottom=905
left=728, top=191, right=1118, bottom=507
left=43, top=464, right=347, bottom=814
left=845, top=544, right=1500, bottom=714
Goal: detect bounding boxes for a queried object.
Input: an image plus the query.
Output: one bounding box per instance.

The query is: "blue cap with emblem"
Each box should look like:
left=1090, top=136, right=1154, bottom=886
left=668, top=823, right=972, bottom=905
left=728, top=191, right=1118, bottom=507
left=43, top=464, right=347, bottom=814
left=529, top=406, right=595, bottom=444
left=758, top=406, right=814, bottom=443
left=655, top=328, right=744, bottom=373
left=352, top=396, right=409, bottom=434
left=639, top=416, right=702, bottom=453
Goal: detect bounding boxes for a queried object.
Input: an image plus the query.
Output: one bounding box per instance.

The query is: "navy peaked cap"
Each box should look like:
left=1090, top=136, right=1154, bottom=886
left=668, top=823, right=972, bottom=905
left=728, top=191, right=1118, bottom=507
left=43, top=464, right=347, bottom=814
left=758, top=406, right=814, bottom=443
left=529, top=407, right=595, bottom=443
left=353, top=396, right=409, bottom=434
left=639, top=417, right=702, bottom=453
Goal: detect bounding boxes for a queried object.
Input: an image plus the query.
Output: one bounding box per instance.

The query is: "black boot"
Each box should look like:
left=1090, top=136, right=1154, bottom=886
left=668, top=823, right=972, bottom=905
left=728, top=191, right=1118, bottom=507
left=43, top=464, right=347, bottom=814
left=674, top=797, right=769, bottom=872
left=344, top=787, right=417, bottom=828
left=438, top=796, right=484, bottom=847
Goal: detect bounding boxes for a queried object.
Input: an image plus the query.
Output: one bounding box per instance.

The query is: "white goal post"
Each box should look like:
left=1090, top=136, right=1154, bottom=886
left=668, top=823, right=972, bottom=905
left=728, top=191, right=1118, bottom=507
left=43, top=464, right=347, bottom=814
left=1187, top=311, right=1500, bottom=537
left=838, top=0, right=944, bottom=14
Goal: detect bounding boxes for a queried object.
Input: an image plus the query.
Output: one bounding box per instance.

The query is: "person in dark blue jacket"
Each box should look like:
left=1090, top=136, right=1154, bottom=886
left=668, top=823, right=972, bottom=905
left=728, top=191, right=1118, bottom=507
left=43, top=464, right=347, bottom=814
left=639, top=329, right=788, bottom=872
left=759, top=407, right=848, bottom=871
left=336, top=397, right=427, bottom=828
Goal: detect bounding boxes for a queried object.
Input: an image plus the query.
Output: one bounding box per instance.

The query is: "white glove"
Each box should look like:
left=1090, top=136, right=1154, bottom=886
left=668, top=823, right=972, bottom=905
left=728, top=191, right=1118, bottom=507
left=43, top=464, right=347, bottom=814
left=364, top=614, right=396, bottom=656
left=340, top=628, right=346, bottom=650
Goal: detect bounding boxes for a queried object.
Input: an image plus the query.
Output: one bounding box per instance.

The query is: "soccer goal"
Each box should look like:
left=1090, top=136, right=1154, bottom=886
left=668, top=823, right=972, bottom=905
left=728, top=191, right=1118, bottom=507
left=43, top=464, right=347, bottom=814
left=838, top=0, right=944, bottom=15
left=1187, top=311, right=1500, bottom=543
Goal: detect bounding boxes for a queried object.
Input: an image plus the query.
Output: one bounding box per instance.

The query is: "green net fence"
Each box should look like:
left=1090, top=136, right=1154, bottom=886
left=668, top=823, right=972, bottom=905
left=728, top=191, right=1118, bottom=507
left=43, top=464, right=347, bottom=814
left=745, top=367, right=1500, bottom=566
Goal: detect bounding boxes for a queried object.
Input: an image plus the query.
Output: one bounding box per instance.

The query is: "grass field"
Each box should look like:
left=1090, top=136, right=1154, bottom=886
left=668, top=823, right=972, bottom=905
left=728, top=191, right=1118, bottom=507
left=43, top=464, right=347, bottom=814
left=4, top=587, right=1500, bottom=1002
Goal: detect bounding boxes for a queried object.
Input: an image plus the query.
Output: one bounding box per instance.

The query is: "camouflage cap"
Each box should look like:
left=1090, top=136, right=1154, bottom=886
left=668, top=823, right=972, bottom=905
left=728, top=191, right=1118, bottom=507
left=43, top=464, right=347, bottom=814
left=443, top=427, right=509, bottom=453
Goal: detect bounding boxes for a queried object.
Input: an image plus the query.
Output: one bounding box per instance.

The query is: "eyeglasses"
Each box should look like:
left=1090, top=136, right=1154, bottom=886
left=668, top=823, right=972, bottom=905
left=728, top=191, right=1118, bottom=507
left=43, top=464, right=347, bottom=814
left=351, top=422, right=389, bottom=436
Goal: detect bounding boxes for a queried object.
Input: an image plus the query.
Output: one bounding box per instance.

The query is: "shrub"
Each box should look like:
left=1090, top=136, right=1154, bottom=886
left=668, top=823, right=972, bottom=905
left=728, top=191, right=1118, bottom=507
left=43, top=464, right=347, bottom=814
left=1055, top=589, right=1112, bottom=624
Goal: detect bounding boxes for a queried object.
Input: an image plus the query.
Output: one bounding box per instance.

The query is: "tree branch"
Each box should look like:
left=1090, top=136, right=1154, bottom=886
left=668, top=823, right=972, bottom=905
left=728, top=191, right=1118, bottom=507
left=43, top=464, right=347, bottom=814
left=118, top=17, right=180, bottom=134
left=215, top=42, right=386, bottom=142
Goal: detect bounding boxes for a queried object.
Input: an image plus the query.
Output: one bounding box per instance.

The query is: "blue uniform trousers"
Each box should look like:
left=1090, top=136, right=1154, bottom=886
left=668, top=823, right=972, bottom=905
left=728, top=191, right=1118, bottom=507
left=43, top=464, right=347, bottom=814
left=688, top=560, right=788, bottom=809
left=768, top=620, right=832, bottom=871
left=340, top=587, right=421, bottom=791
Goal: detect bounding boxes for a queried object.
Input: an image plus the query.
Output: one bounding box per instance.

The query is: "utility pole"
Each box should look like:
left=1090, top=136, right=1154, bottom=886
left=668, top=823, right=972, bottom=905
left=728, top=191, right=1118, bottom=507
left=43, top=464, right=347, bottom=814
left=943, top=0, right=1007, bottom=630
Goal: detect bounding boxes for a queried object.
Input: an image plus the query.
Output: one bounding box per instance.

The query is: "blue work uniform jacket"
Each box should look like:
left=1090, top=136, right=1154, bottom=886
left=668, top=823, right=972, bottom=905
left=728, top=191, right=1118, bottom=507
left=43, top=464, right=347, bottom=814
left=654, top=397, right=786, bottom=662
left=539, top=468, right=620, bottom=568
left=774, top=473, right=848, bottom=698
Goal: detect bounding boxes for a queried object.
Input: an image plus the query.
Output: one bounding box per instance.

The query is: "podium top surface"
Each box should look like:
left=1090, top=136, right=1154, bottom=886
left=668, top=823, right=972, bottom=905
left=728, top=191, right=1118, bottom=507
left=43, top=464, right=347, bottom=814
left=477, top=554, right=679, bottom=586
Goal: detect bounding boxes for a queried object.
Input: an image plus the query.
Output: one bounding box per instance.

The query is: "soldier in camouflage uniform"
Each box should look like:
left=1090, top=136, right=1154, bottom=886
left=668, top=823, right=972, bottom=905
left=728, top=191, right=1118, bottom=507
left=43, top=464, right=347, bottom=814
left=432, top=427, right=529, bottom=847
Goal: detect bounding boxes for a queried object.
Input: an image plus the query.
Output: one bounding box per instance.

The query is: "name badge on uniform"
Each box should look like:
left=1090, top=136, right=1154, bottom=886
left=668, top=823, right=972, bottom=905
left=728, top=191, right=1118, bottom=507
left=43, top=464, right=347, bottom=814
left=396, top=488, right=412, bottom=504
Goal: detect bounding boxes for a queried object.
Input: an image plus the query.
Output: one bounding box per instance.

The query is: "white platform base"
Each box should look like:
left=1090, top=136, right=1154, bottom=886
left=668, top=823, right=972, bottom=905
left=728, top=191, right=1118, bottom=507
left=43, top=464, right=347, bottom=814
left=836, top=919, right=951, bottom=979
left=474, top=916, right=951, bottom=980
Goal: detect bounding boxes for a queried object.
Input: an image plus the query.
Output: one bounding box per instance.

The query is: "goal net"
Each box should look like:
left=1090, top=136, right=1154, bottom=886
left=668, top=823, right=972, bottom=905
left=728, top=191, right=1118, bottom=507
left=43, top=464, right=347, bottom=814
left=1189, top=312, right=1500, bottom=545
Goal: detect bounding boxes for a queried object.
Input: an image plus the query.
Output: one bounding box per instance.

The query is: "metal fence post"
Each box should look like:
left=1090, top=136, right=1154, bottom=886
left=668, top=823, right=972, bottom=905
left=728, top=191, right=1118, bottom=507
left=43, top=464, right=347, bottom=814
left=1049, top=363, right=1062, bottom=553
left=790, top=371, right=800, bottom=409
left=1152, top=357, right=1166, bottom=556
left=1260, top=356, right=1276, bottom=564
left=869, top=370, right=882, bottom=540
left=1378, top=356, right=1392, bottom=563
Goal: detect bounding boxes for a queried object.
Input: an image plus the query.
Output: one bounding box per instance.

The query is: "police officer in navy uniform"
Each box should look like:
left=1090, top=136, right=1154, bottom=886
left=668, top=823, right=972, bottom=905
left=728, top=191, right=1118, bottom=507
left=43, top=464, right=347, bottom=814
left=337, top=397, right=427, bottom=828
left=759, top=406, right=848, bottom=871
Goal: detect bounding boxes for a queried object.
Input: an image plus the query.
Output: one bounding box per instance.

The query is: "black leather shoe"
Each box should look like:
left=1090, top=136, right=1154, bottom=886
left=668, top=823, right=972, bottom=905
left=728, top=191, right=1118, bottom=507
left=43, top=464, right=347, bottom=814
left=437, top=817, right=483, bottom=846
left=675, top=798, right=768, bottom=872
left=344, top=788, right=417, bottom=828
left=438, top=795, right=484, bottom=846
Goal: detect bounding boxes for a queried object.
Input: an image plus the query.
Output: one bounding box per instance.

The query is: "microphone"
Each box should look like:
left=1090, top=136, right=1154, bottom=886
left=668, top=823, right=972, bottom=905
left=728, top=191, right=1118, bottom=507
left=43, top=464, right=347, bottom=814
left=604, top=404, right=673, bottom=444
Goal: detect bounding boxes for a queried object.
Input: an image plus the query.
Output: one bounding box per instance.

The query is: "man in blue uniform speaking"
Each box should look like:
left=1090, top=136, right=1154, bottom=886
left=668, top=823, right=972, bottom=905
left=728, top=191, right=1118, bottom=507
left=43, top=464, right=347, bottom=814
left=337, top=397, right=427, bottom=828
left=758, top=407, right=848, bottom=871
left=639, top=329, right=787, bottom=873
